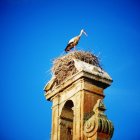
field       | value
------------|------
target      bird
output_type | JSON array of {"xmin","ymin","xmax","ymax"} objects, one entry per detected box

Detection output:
[{"xmin": 65, "ymin": 29, "xmax": 87, "ymax": 52}]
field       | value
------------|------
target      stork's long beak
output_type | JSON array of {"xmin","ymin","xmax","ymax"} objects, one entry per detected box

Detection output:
[{"xmin": 83, "ymin": 30, "xmax": 88, "ymax": 36}]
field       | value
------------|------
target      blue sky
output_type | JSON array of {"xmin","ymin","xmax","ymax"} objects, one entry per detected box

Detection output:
[{"xmin": 1, "ymin": 0, "xmax": 140, "ymax": 140}]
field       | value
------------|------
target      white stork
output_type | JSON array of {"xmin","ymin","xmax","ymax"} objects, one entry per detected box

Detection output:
[{"xmin": 65, "ymin": 29, "xmax": 87, "ymax": 52}]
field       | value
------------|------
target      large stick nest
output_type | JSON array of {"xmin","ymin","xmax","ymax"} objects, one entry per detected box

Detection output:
[{"xmin": 52, "ymin": 51, "xmax": 101, "ymax": 86}]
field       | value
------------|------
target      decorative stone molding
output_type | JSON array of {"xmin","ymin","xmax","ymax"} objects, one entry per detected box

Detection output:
[{"xmin": 84, "ymin": 99, "xmax": 114, "ymax": 139}]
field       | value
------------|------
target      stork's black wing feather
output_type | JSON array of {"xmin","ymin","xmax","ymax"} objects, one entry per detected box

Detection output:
[{"xmin": 65, "ymin": 42, "xmax": 74, "ymax": 52}]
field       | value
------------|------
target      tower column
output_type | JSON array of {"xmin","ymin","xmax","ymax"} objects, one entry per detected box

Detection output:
[{"xmin": 44, "ymin": 53, "xmax": 114, "ymax": 140}]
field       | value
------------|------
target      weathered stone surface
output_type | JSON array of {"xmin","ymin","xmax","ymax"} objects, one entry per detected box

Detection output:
[{"xmin": 44, "ymin": 59, "xmax": 114, "ymax": 140}]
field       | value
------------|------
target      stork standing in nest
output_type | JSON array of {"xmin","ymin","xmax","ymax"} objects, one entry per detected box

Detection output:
[{"xmin": 65, "ymin": 29, "xmax": 87, "ymax": 52}]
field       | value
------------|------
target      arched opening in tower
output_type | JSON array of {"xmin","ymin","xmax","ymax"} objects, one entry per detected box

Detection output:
[{"xmin": 60, "ymin": 100, "xmax": 74, "ymax": 140}]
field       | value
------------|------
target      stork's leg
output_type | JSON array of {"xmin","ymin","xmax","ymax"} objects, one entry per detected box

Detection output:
[{"xmin": 74, "ymin": 46, "xmax": 76, "ymax": 51}]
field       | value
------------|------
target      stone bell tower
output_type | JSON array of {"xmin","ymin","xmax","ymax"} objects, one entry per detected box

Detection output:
[{"xmin": 44, "ymin": 51, "xmax": 114, "ymax": 140}]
